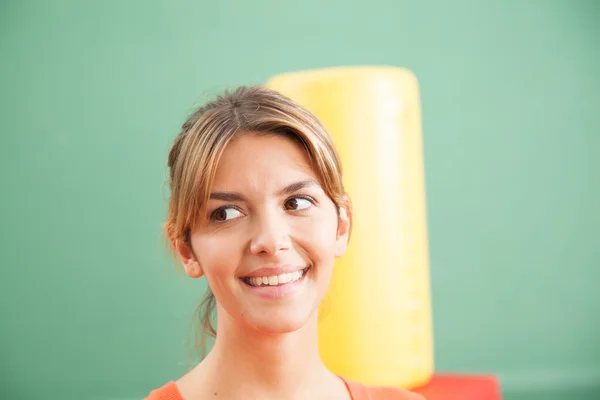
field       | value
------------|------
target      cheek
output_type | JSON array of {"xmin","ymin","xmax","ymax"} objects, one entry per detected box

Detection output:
[
  {"xmin": 193, "ymin": 234, "xmax": 240, "ymax": 280},
  {"xmin": 292, "ymin": 213, "xmax": 339, "ymax": 262}
]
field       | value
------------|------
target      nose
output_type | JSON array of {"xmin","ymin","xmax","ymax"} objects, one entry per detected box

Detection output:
[{"xmin": 249, "ymin": 210, "xmax": 291, "ymax": 256}]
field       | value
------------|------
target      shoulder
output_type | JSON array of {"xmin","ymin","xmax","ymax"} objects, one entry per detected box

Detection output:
[
  {"xmin": 144, "ymin": 381, "xmax": 184, "ymax": 400},
  {"xmin": 366, "ymin": 385, "xmax": 425, "ymax": 400},
  {"xmin": 342, "ymin": 377, "xmax": 425, "ymax": 400}
]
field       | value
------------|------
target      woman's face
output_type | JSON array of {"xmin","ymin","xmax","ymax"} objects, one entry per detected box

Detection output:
[{"xmin": 179, "ymin": 134, "xmax": 349, "ymax": 334}]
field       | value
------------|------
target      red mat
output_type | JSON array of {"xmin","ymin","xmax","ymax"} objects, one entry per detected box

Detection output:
[{"xmin": 411, "ymin": 374, "xmax": 502, "ymax": 399}]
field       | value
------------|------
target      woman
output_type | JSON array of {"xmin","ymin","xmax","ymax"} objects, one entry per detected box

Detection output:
[{"xmin": 147, "ymin": 86, "xmax": 423, "ymax": 399}]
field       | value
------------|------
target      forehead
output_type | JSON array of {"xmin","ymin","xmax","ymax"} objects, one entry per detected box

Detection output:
[{"xmin": 211, "ymin": 134, "xmax": 318, "ymax": 192}]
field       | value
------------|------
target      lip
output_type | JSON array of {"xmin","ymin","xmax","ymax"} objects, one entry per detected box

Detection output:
[
  {"xmin": 241, "ymin": 266, "xmax": 311, "ymax": 299},
  {"xmin": 240, "ymin": 264, "xmax": 308, "ymax": 278}
]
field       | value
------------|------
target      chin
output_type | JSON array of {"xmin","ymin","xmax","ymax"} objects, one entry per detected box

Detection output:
[{"xmin": 246, "ymin": 309, "xmax": 316, "ymax": 335}]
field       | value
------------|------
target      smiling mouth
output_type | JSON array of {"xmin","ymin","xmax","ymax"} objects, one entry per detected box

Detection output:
[{"xmin": 241, "ymin": 266, "xmax": 311, "ymax": 287}]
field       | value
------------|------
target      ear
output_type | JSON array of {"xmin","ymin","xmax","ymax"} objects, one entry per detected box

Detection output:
[
  {"xmin": 173, "ymin": 238, "xmax": 204, "ymax": 278},
  {"xmin": 335, "ymin": 205, "xmax": 351, "ymax": 257}
]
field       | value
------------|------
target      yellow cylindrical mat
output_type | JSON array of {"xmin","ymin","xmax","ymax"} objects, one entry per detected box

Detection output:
[{"xmin": 267, "ymin": 66, "xmax": 433, "ymax": 389}]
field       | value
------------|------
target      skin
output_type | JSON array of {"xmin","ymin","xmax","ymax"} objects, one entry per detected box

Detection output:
[{"xmin": 173, "ymin": 133, "xmax": 351, "ymax": 399}]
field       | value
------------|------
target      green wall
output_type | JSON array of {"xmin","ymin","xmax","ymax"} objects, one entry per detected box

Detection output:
[{"xmin": 1, "ymin": 1, "xmax": 599, "ymax": 399}]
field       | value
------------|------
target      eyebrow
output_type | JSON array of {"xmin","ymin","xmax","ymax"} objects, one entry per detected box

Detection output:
[
  {"xmin": 277, "ymin": 179, "xmax": 321, "ymax": 196},
  {"xmin": 209, "ymin": 179, "xmax": 321, "ymax": 202},
  {"xmin": 209, "ymin": 192, "xmax": 247, "ymax": 202}
]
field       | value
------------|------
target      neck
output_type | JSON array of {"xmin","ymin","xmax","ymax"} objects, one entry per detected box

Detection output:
[{"xmin": 198, "ymin": 304, "xmax": 334, "ymax": 398}]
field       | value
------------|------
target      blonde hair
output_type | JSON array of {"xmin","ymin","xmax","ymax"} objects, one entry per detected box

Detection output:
[{"xmin": 164, "ymin": 86, "xmax": 350, "ymax": 361}]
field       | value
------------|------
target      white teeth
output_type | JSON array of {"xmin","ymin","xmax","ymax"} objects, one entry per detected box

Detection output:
[{"xmin": 247, "ymin": 268, "xmax": 308, "ymax": 287}]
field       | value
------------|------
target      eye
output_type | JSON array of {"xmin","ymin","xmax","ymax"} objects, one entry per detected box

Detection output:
[
  {"xmin": 284, "ymin": 197, "xmax": 313, "ymax": 211},
  {"xmin": 211, "ymin": 207, "xmax": 243, "ymax": 222}
]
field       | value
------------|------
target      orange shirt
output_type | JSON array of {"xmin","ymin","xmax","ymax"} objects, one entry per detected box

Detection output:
[{"xmin": 145, "ymin": 377, "xmax": 424, "ymax": 399}]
